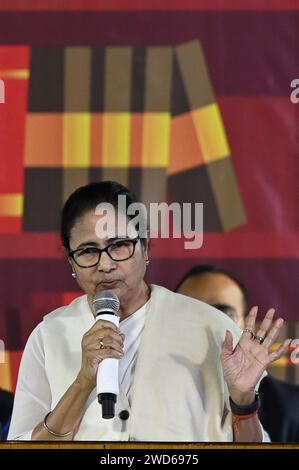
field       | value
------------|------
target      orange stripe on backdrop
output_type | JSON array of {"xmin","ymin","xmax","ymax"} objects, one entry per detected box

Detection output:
[
  {"xmin": 168, "ymin": 112, "xmax": 204, "ymax": 175},
  {"xmin": 0, "ymin": 194, "xmax": 23, "ymax": 216},
  {"xmin": 25, "ymin": 114, "xmax": 63, "ymax": 167},
  {"xmin": 0, "ymin": 341, "xmax": 3, "ymax": 365},
  {"xmin": 192, "ymin": 104, "xmax": 230, "ymax": 163},
  {"xmin": 0, "ymin": 351, "xmax": 22, "ymax": 392},
  {"xmin": 102, "ymin": 113, "xmax": 130, "ymax": 167},
  {"xmin": 0, "ymin": 0, "xmax": 296, "ymax": 10},
  {"xmin": 63, "ymin": 113, "xmax": 91, "ymax": 167},
  {"xmin": 0, "ymin": 70, "xmax": 29, "ymax": 79},
  {"xmin": 0, "ymin": 350, "xmax": 12, "ymax": 391},
  {"xmin": 141, "ymin": 113, "xmax": 171, "ymax": 167},
  {"xmin": 90, "ymin": 114, "xmax": 103, "ymax": 167}
]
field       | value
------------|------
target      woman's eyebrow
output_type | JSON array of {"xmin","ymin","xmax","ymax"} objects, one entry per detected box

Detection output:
[
  {"xmin": 75, "ymin": 241, "xmax": 99, "ymax": 250},
  {"xmin": 75, "ymin": 237, "xmax": 128, "ymax": 250},
  {"xmin": 106, "ymin": 236, "xmax": 129, "ymax": 243}
]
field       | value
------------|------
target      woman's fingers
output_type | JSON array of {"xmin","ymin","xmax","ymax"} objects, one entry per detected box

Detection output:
[
  {"xmin": 242, "ymin": 307, "xmax": 285, "ymax": 350},
  {"xmin": 95, "ymin": 346, "xmax": 124, "ymax": 359},
  {"xmin": 85, "ymin": 319, "xmax": 120, "ymax": 336},
  {"xmin": 268, "ymin": 338, "xmax": 292, "ymax": 363},
  {"xmin": 262, "ymin": 318, "xmax": 284, "ymax": 348},
  {"xmin": 83, "ymin": 328, "xmax": 122, "ymax": 346},
  {"xmin": 254, "ymin": 308, "xmax": 275, "ymax": 341},
  {"xmin": 82, "ymin": 320, "xmax": 124, "ymax": 357},
  {"xmin": 96, "ymin": 335, "xmax": 124, "ymax": 355},
  {"xmin": 242, "ymin": 306, "xmax": 258, "ymax": 338}
]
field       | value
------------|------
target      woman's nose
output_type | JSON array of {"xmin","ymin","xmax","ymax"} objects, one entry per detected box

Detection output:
[{"xmin": 97, "ymin": 251, "xmax": 116, "ymax": 271}]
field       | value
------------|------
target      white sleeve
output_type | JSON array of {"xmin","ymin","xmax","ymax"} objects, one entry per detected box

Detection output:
[
  {"xmin": 7, "ymin": 323, "xmax": 51, "ymax": 440},
  {"xmin": 262, "ymin": 426, "xmax": 271, "ymax": 442}
]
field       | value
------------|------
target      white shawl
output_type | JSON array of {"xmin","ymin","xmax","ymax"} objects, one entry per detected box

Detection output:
[{"xmin": 43, "ymin": 284, "xmax": 241, "ymax": 441}]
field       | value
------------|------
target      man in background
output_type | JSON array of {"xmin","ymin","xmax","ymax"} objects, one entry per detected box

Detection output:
[
  {"xmin": 176, "ymin": 265, "xmax": 299, "ymax": 442},
  {"xmin": 176, "ymin": 265, "xmax": 246, "ymax": 328}
]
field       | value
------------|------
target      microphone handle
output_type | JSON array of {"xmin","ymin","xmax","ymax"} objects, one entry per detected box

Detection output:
[{"xmin": 96, "ymin": 313, "xmax": 120, "ymax": 419}]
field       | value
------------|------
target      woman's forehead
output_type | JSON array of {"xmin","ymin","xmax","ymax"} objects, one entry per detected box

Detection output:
[{"xmin": 70, "ymin": 209, "xmax": 138, "ymax": 241}]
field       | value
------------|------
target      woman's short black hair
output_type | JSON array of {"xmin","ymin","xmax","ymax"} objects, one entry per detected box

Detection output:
[{"xmin": 61, "ymin": 181, "xmax": 146, "ymax": 250}]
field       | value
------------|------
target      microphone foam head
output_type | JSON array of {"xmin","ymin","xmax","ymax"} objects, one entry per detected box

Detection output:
[{"xmin": 93, "ymin": 290, "xmax": 120, "ymax": 316}]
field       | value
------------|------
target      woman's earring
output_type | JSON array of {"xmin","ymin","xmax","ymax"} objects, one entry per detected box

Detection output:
[
  {"xmin": 145, "ymin": 260, "xmax": 150, "ymax": 266},
  {"xmin": 71, "ymin": 272, "xmax": 77, "ymax": 278}
]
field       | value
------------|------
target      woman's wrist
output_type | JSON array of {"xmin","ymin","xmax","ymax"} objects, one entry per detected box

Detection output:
[
  {"xmin": 229, "ymin": 391, "xmax": 256, "ymax": 406},
  {"xmin": 75, "ymin": 372, "xmax": 95, "ymax": 393}
]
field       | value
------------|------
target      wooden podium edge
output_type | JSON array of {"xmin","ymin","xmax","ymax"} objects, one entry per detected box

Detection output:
[{"xmin": 1, "ymin": 442, "xmax": 299, "ymax": 449}]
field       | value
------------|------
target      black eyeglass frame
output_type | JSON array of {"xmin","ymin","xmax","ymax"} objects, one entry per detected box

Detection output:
[{"xmin": 68, "ymin": 237, "xmax": 140, "ymax": 268}]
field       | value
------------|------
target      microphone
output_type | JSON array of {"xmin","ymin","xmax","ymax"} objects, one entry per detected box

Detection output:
[{"xmin": 93, "ymin": 290, "xmax": 120, "ymax": 419}]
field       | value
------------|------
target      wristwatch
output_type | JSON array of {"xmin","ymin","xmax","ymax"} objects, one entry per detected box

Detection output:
[{"xmin": 229, "ymin": 393, "xmax": 260, "ymax": 416}]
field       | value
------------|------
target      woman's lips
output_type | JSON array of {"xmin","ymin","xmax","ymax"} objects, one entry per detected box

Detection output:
[{"xmin": 100, "ymin": 280, "xmax": 120, "ymax": 289}]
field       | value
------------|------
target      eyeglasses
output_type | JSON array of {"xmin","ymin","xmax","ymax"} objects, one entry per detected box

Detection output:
[{"xmin": 69, "ymin": 238, "xmax": 140, "ymax": 268}]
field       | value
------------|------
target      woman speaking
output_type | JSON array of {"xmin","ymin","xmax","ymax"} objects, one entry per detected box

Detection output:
[{"xmin": 8, "ymin": 181, "xmax": 290, "ymax": 441}]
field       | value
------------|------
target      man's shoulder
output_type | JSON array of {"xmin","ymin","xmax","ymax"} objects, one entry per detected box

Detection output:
[{"xmin": 260, "ymin": 375, "xmax": 299, "ymax": 397}]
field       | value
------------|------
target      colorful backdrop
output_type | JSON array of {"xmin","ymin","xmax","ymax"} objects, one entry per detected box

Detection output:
[{"xmin": 0, "ymin": 0, "xmax": 299, "ymax": 390}]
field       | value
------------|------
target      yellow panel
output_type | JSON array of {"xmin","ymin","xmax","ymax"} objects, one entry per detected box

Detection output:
[
  {"xmin": 269, "ymin": 357, "xmax": 288, "ymax": 367},
  {"xmin": 192, "ymin": 104, "xmax": 230, "ymax": 163},
  {"xmin": 63, "ymin": 113, "xmax": 90, "ymax": 167},
  {"xmin": 0, "ymin": 350, "xmax": 12, "ymax": 391},
  {"xmin": 102, "ymin": 113, "xmax": 130, "ymax": 167},
  {"xmin": 268, "ymin": 342, "xmax": 288, "ymax": 367},
  {"xmin": 0, "ymin": 69, "xmax": 29, "ymax": 79},
  {"xmin": 142, "ymin": 113, "xmax": 170, "ymax": 167},
  {"xmin": 0, "ymin": 194, "xmax": 23, "ymax": 216}
]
